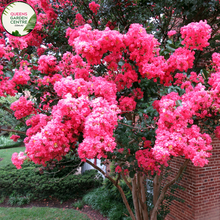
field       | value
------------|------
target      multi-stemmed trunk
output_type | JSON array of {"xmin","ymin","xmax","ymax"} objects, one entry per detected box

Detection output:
[{"xmin": 86, "ymin": 159, "xmax": 189, "ymax": 220}]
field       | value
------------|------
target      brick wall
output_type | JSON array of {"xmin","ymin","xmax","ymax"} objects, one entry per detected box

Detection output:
[{"xmin": 165, "ymin": 138, "xmax": 220, "ymax": 220}]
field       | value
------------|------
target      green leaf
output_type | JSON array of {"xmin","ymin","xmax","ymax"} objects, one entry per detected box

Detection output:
[
  {"xmin": 11, "ymin": 30, "xmax": 21, "ymax": 37},
  {"xmin": 23, "ymin": 14, "xmax": 36, "ymax": 32}
]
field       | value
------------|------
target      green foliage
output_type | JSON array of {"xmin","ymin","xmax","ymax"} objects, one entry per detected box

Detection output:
[
  {"xmin": 0, "ymin": 136, "xmax": 14, "ymax": 146},
  {"xmin": 0, "ymin": 136, "xmax": 23, "ymax": 149},
  {"xmin": 0, "ymin": 161, "xmax": 103, "ymax": 202},
  {"xmin": 41, "ymin": 153, "xmax": 83, "ymax": 178},
  {"xmin": 83, "ymin": 179, "xmax": 133, "ymax": 220},
  {"xmin": 11, "ymin": 30, "xmax": 21, "ymax": 36},
  {"xmin": 103, "ymin": 178, "xmax": 133, "ymax": 208},
  {"xmin": 8, "ymin": 193, "xmax": 33, "ymax": 206},
  {"xmin": 0, "ymin": 196, "xmax": 5, "ymax": 204},
  {"xmin": 0, "ymin": 96, "xmax": 26, "ymax": 140},
  {"xmin": 72, "ymin": 200, "xmax": 84, "ymax": 209},
  {"xmin": 0, "ymin": 96, "xmax": 18, "ymax": 128},
  {"xmin": 23, "ymin": 14, "xmax": 36, "ymax": 33}
]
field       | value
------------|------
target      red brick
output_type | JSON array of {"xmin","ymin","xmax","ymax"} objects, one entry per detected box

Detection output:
[{"xmin": 165, "ymin": 137, "xmax": 220, "ymax": 220}]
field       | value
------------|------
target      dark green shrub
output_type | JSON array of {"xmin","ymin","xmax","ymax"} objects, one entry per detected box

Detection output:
[
  {"xmin": 103, "ymin": 178, "xmax": 133, "ymax": 208},
  {"xmin": 41, "ymin": 153, "xmax": 83, "ymax": 178},
  {"xmin": 83, "ymin": 180, "xmax": 133, "ymax": 220},
  {"xmin": 0, "ymin": 161, "xmax": 103, "ymax": 202}
]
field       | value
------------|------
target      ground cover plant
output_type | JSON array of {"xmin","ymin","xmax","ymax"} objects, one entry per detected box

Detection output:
[{"xmin": 0, "ymin": 1, "xmax": 220, "ymax": 220}]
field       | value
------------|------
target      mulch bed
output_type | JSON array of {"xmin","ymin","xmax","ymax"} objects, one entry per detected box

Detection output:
[{"xmin": 0, "ymin": 197, "xmax": 108, "ymax": 220}]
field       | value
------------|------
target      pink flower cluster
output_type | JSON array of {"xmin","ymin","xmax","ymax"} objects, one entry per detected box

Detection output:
[
  {"xmin": 12, "ymin": 66, "xmax": 31, "ymax": 85},
  {"xmin": 24, "ymin": 94, "xmax": 91, "ymax": 165},
  {"xmin": 37, "ymin": 74, "xmax": 62, "ymax": 87},
  {"xmin": 89, "ymin": 1, "xmax": 100, "ymax": 15},
  {"xmin": 153, "ymin": 88, "xmax": 213, "ymax": 167},
  {"xmin": 11, "ymin": 152, "xmax": 27, "ymax": 169},
  {"xmin": 75, "ymin": 13, "xmax": 85, "ymax": 26},
  {"xmin": 136, "ymin": 148, "xmax": 161, "ymax": 175},
  {"xmin": 10, "ymin": 96, "xmax": 36, "ymax": 119},
  {"xmin": 10, "ymin": 135, "xmax": 20, "ymax": 142},
  {"xmin": 181, "ymin": 20, "xmax": 211, "ymax": 51},
  {"xmin": 115, "ymin": 63, "xmax": 138, "ymax": 91},
  {"xmin": 0, "ymin": 79, "xmax": 17, "ymax": 97},
  {"xmin": 115, "ymin": 165, "xmax": 122, "ymax": 173},
  {"xmin": 38, "ymin": 55, "xmax": 59, "ymax": 75},
  {"xmin": 59, "ymin": 53, "xmax": 90, "ymax": 79},
  {"xmin": 92, "ymin": 77, "xmax": 118, "ymax": 104},
  {"xmin": 25, "ymin": 114, "xmax": 51, "ymax": 142},
  {"xmin": 78, "ymin": 97, "xmax": 120, "ymax": 160},
  {"xmin": 132, "ymin": 88, "xmax": 144, "ymax": 100},
  {"xmin": 212, "ymin": 52, "xmax": 220, "ymax": 71},
  {"xmin": 167, "ymin": 30, "xmax": 176, "ymax": 37},
  {"xmin": 119, "ymin": 96, "xmax": 136, "ymax": 113},
  {"xmin": 167, "ymin": 48, "xmax": 195, "ymax": 73},
  {"xmin": 215, "ymin": 126, "xmax": 220, "ymax": 140},
  {"xmin": 6, "ymin": 34, "xmax": 28, "ymax": 50},
  {"xmin": 67, "ymin": 24, "xmax": 125, "ymax": 65},
  {"xmin": 14, "ymin": 74, "xmax": 120, "ymax": 167},
  {"xmin": 54, "ymin": 77, "xmax": 91, "ymax": 98}
]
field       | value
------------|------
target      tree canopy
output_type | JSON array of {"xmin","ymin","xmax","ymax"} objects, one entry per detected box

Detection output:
[{"xmin": 0, "ymin": 1, "xmax": 220, "ymax": 219}]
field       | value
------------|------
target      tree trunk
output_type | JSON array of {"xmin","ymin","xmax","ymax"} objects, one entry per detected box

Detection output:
[
  {"xmin": 152, "ymin": 174, "xmax": 160, "ymax": 220},
  {"xmin": 132, "ymin": 175, "xmax": 142, "ymax": 220},
  {"xmin": 150, "ymin": 159, "xmax": 189, "ymax": 220},
  {"xmin": 139, "ymin": 174, "xmax": 149, "ymax": 220}
]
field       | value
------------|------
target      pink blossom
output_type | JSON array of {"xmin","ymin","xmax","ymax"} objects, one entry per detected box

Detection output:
[
  {"xmin": 115, "ymin": 165, "xmax": 122, "ymax": 173},
  {"xmin": 12, "ymin": 67, "xmax": 31, "ymax": 85},
  {"xmin": 11, "ymin": 152, "xmax": 27, "ymax": 169},
  {"xmin": 38, "ymin": 55, "xmax": 59, "ymax": 75},
  {"xmin": 181, "ymin": 20, "xmax": 211, "ymax": 50},
  {"xmin": 10, "ymin": 135, "xmax": 20, "ymax": 142},
  {"xmin": 167, "ymin": 30, "xmax": 176, "ymax": 37},
  {"xmin": 89, "ymin": 1, "xmax": 100, "ymax": 15},
  {"xmin": 10, "ymin": 96, "xmax": 36, "ymax": 119}
]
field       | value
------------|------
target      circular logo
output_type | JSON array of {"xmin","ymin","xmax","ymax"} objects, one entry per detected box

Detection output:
[{"xmin": 1, "ymin": 1, "xmax": 37, "ymax": 37}]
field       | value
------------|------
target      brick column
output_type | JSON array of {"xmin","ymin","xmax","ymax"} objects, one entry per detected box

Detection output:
[{"xmin": 165, "ymin": 138, "xmax": 220, "ymax": 220}]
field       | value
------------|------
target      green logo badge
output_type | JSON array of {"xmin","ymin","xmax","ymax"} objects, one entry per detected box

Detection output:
[{"xmin": 1, "ymin": 1, "xmax": 37, "ymax": 37}]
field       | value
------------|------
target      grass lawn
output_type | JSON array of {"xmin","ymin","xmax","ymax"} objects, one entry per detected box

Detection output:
[
  {"xmin": 0, "ymin": 207, "xmax": 90, "ymax": 220},
  {"xmin": 0, "ymin": 146, "xmax": 25, "ymax": 168}
]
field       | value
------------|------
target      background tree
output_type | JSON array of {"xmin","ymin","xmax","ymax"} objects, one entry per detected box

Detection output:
[{"xmin": 0, "ymin": 1, "xmax": 220, "ymax": 220}]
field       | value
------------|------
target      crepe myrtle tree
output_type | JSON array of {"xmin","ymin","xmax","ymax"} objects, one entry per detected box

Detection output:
[{"xmin": 0, "ymin": 0, "xmax": 220, "ymax": 219}]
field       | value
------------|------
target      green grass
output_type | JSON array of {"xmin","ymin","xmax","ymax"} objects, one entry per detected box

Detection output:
[
  {"xmin": 0, "ymin": 207, "xmax": 90, "ymax": 220},
  {"xmin": 0, "ymin": 146, "xmax": 25, "ymax": 168}
]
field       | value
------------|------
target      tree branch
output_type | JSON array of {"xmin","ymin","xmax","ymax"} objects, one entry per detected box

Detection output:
[
  {"xmin": 121, "ymin": 172, "xmax": 132, "ymax": 190},
  {"xmin": 56, "ymin": 161, "xmax": 83, "ymax": 183},
  {"xmin": 0, "ymin": 128, "xmax": 26, "ymax": 135},
  {"xmin": 86, "ymin": 159, "xmax": 136, "ymax": 220}
]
